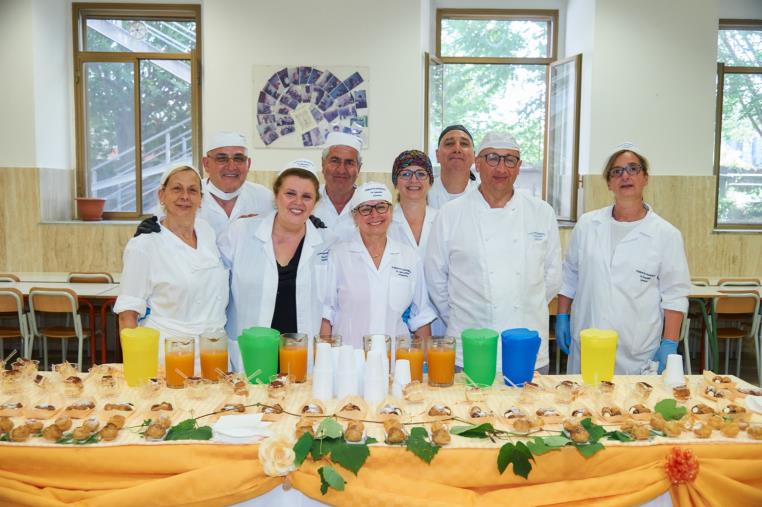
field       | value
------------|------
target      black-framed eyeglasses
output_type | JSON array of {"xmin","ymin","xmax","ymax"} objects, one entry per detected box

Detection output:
[
  {"xmin": 480, "ymin": 152, "xmax": 520, "ymax": 168},
  {"xmin": 355, "ymin": 202, "xmax": 391, "ymax": 216},
  {"xmin": 608, "ymin": 164, "xmax": 643, "ymax": 179},
  {"xmin": 212, "ymin": 154, "xmax": 248, "ymax": 165},
  {"xmin": 398, "ymin": 169, "xmax": 429, "ymax": 180}
]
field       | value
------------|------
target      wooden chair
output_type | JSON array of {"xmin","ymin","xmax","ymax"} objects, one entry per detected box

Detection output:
[
  {"xmin": 710, "ymin": 292, "xmax": 760, "ymax": 382},
  {"xmin": 28, "ymin": 287, "xmax": 89, "ymax": 371},
  {"xmin": 547, "ymin": 298, "xmax": 562, "ymax": 374},
  {"xmin": 0, "ymin": 288, "xmax": 30, "ymax": 360},
  {"xmin": 0, "ymin": 273, "xmax": 20, "ymax": 282},
  {"xmin": 67, "ymin": 272, "xmax": 114, "ymax": 283},
  {"xmin": 718, "ymin": 278, "xmax": 760, "ymax": 287},
  {"xmin": 691, "ymin": 277, "xmax": 710, "ymax": 286},
  {"xmin": 67, "ymin": 272, "xmax": 113, "ymax": 366}
]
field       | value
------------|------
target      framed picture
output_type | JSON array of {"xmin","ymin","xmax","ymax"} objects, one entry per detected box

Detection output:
[{"xmin": 253, "ymin": 65, "xmax": 369, "ymax": 148}]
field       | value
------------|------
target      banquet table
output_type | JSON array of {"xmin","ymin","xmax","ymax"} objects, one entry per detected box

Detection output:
[{"xmin": 0, "ymin": 370, "xmax": 761, "ymax": 507}]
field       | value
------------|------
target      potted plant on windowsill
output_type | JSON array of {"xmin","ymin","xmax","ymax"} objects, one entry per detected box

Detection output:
[{"xmin": 75, "ymin": 197, "xmax": 107, "ymax": 221}]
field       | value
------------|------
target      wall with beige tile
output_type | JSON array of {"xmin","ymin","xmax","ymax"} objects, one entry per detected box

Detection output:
[{"xmin": 2, "ymin": 166, "xmax": 759, "ymax": 277}]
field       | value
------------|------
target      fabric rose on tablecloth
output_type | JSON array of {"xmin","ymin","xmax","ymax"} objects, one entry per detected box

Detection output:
[
  {"xmin": 259, "ymin": 435, "xmax": 296, "ymax": 477},
  {"xmin": 664, "ymin": 447, "xmax": 699, "ymax": 484}
]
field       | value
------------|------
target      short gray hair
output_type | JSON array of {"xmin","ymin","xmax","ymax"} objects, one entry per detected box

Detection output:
[{"xmin": 321, "ymin": 145, "xmax": 363, "ymax": 167}]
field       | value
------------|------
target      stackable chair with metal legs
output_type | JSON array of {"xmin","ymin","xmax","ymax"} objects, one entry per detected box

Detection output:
[
  {"xmin": 28, "ymin": 287, "xmax": 89, "ymax": 371},
  {"xmin": 711, "ymin": 292, "xmax": 760, "ymax": 381},
  {"xmin": 0, "ymin": 288, "xmax": 31, "ymax": 360}
]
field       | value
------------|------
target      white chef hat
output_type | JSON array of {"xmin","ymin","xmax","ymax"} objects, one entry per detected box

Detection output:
[
  {"xmin": 325, "ymin": 131, "xmax": 363, "ymax": 152},
  {"xmin": 281, "ymin": 158, "xmax": 318, "ymax": 178},
  {"xmin": 349, "ymin": 181, "xmax": 392, "ymax": 210},
  {"xmin": 160, "ymin": 163, "xmax": 202, "ymax": 186},
  {"xmin": 477, "ymin": 131, "xmax": 521, "ymax": 155},
  {"xmin": 204, "ymin": 131, "xmax": 248, "ymax": 153}
]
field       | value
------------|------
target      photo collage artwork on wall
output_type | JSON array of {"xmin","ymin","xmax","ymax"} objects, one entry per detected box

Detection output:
[{"xmin": 255, "ymin": 66, "xmax": 369, "ymax": 148}]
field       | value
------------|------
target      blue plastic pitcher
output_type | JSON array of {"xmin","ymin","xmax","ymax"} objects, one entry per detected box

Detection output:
[{"xmin": 500, "ymin": 328, "xmax": 541, "ymax": 387}]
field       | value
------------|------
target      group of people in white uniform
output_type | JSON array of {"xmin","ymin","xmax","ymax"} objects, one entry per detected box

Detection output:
[{"xmin": 114, "ymin": 125, "xmax": 691, "ymax": 377}]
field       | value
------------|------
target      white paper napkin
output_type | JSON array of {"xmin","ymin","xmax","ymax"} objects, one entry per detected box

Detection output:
[
  {"xmin": 212, "ymin": 413, "xmax": 272, "ymax": 443},
  {"xmin": 745, "ymin": 395, "xmax": 762, "ymax": 414}
]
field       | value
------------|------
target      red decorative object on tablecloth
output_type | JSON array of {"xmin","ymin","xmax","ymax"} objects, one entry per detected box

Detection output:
[{"xmin": 664, "ymin": 447, "xmax": 699, "ymax": 484}]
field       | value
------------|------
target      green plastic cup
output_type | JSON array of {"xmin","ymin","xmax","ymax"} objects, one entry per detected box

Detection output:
[
  {"xmin": 461, "ymin": 328, "xmax": 498, "ymax": 387},
  {"xmin": 238, "ymin": 327, "xmax": 280, "ymax": 384}
]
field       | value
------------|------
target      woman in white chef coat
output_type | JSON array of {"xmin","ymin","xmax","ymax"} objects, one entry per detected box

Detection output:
[
  {"xmin": 387, "ymin": 149, "xmax": 444, "ymax": 335},
  {"xmin": 219, "ymin": 160, "xmax": 335, "ymax": 372},
  {"xmin": 115, "ymin": 164, "xmax": 229, "ymax": 367},
  {"xmin": 321, "ymin": 182, "xmax": 436, "ymax": 348},
  {"xmin": 556, "ymin": 144, "xmax": 691, "ymax": 374}
]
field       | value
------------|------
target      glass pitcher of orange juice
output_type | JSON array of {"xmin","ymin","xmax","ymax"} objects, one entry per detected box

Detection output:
[
  {"xmin": 165, "ymin": 337, "xmax": 195, "ymax": 388},
  {"xmin": 280, "ymin": 333, "xmax": 308, "ymax": 382},
  {"xmin": 200, "ymin": 331, "xmax": 228, "ymax": 381}
]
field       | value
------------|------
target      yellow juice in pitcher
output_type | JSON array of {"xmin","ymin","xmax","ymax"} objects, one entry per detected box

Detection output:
[
  {"xmin": 580, "ymin": 329, "xmax": 618, "ymax": 384},
  {"xmin": 120, "ymin": 327, "xmax": 159, "ymax": 386}
]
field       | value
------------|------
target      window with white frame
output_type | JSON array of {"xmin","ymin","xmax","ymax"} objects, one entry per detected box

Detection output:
[{"xmin": 426, "ymin": 9, "xmax": 580, "ymax": 221}]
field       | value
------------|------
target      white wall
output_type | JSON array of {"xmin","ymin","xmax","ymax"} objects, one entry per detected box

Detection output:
[
  {"xmin": 202, "ymin": 0, "xmax": 426, "ymax": 173},
  {"xmin": 719, "ymin": 0, "xmax": 762, "ymax": 19},
  {"xmin": 32, "ymin": 0, "xmax": 72, "ymax": 170},
  {"xmin": 0, "ymin": 0, "xmax": 36, "ymax": 168},
  {"xmin": 587, "ymin": 0, "xmax": 718, "ymax": 176}
]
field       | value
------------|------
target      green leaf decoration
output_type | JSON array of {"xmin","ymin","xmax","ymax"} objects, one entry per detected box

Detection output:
[
  {"xmin": 56, "ymin": 432, "xmax": 101, "ymax": 445},
  {"xmin": 311, "ymin": 436, "xmax": 341, "ymax": 460},
  {"xmin": 0, "ymin": 433, "xmax": 9, "ymax": 442},
  {"xmin": 405, "ymin": 427, "xmax": 440, "ymax": 464},
  {"xmin": 331, "ymin": 441, "xmax": 370, "ymax": 475},
  {"xmin": 575, "ymin": 442, "xmax": 604, "ymax": 458},
  {"xmin": 450, "ymin": 423, "xmax": 494, "ymax": 438},
  {"xmin": 318, "ymin": 465, "xmax": 346, "ymax": 495},
  {"xmin": 164, "ymin": 419, "xmax": 213, "ymax": 441},
  {"xmin": 365, "ymin": 436, "xmax": 378, "ymax": 445},
  {"xmin": 605, "ymin": 430, "xmax": 635, "ymax": 442},
  {"xmin": 580, "ymin": 418, "xmax": 606, "ymax": 443},
  {"xmin": 316, "ymin": 418, "xmax": 344, "ymax": 439},
  {"xmin": 526, "ymin": 435, "xmax": 570, "ymax": 455},
  {"xmin": 293, "ymin": 432, "xmax": 314, "ymax": 467},
  {"xmin": 654, "ymin": 399, "xmax": 687, "ymax": 421},
  {"xmin": 497, "ymin": 442, "xmax": 534, "ymax": 479}
]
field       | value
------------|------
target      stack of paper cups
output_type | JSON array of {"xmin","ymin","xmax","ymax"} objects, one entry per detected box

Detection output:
[
  {"xmin": 312, "ymin": 342, "xmax": 334, "ymax": 400},
  {"xmin": 370, "ymin": 335, "xmax": 390, "ymax": 396},
  {"xmin": 392, "ymin": 359, "xmax": 411, "ymax": 399},
  {"xmin": 335, "ymin": 345, "xmax": 358, "ymax": 398},
  {"xmin": 364, "ymin": 349, "xmax": 386, "ymax": 405},
  {"xmin": 663, "ymin": 354, "xmax": 685, "ymax": 387},
  {"xmin": 354, "ymin": 348, "xmax": 365, "ymax": 395}
]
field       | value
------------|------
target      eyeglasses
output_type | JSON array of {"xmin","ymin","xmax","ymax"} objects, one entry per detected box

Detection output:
[
  {"xmin": 355, "ymin": 202, "xmax": 391, "ymax": 216},
  {"xmin": 608, "ymin": 164, "xmax": 643, "ymax": 179},
  {"xmin": 212, "ymin": 154, "xmax": 248, "ymax": 165},
  {"xmin": 398, "ymin": 169, "xmax": 429, "ymax": 181},
  {"xmin": 480, "ymin": 153, "xmax": 520, "ymax": 168}
]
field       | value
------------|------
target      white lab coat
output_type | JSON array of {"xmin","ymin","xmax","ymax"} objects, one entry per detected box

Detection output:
[
  {"xmin": 425, "ymin": 189, "xmax": 562, "ymax": 369},
  {"xmin": 219, "ymin": 211, "xmax": 336, "ymax": 372},
  {"xmin": 427, "ymin": 175, "xmax": 478, "ymax": 209},
  {"xmin": 323, "ymin": 232, "xmax": 438, "ymax": 349},
  {"xmin": 560, "ymin": 205, "xmax": 691, "ymax": 374},
  {"xmin": 114, "ymin": 218, "xmax": 229, "ymax": 369},
  {"xmin": 198, "ymin": 180, "xmax": 274, "ymax": 238},
  {"xmin": 312, "ymin": 185, "xmax": 356, "ymax": 241},
  {"xmin": 388, "ymin": 203, "xmax": 445, "ymax": 335}
]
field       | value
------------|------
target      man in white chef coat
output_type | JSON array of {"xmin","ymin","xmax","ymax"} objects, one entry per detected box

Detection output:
[
  {"xmin": 428, "ymin": 124, "xmax": 479, "ymax": 209},
  {"xmin": 425, "ymin": 131, "xmax": 562, "ymax": 373},
  {"xmin": 312, "ymin": 132, "xmax": 363, "ymax": 240},
  {"xmin": 135, "ymin": 131, "xmax": 274, "ymax": 238}
]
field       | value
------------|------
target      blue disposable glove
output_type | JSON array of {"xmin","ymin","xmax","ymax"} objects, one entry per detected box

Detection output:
[
  {"xmin": 653, "ymin": 339, "xmax": 678, "ymax": 374},
  {"xmin": 555, "ymin": 314, "xmax": 571, "ymax": 355}
]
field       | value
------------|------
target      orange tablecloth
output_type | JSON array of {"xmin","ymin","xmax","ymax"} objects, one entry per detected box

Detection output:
[{"xmin": 1, "ymin": 442, "xmax": 761, "ymax": 506}]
